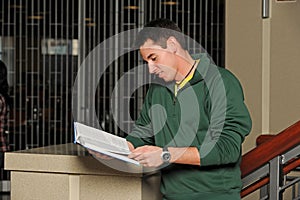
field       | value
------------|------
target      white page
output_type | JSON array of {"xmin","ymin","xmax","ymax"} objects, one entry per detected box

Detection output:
[
  {"xmin": 74, "ymin": 122, "xmax": 131, "ymax": 155},
  {"xmin": 88, "ymin": 146, "xmax": 140, "ymax": 166}
]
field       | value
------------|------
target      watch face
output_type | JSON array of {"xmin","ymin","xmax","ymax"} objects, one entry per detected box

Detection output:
[{"xmin": 162, "ymin": 152, "xmax": 171, "ymax": 162}]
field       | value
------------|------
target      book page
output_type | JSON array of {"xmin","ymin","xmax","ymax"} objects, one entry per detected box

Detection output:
[
  {"xmin": 74, "ymin": 122, "xmax": 130, "ymax": 155},
  {"xmin": 89, "ymin": 146, "xmax": 140, "ymax": 166}
]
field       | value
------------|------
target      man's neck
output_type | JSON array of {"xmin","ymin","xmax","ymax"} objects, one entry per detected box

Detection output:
[{"xmin": 175, "ymin": 51, "xmax": 195, "ymax": 82}]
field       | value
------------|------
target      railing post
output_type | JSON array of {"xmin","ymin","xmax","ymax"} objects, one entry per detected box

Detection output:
[
  {"xmin": 260, "ymin": 184, "xmax": 268, "ymax": 199},
  {"xmin": 269, "ymin": 156, "xmax": 283, "ymax": 200},
  {"xmin": 298, "ymin": 181, "xmax": 300, "ymax": 198}
]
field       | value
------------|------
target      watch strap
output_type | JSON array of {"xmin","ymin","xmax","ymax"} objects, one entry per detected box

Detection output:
[{"xmin": 163, "ymin": 146, "xmax": 168, "ymax": 152}]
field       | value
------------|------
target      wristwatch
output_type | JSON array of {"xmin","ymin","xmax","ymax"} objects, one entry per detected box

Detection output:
[{"xmin": 161, "ymin": 147, "xmax": 171, "ymax": 163}]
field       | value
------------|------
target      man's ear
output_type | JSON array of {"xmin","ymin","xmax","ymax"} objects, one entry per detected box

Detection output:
[{"xmin": 166, "ymin": 37, "xmax": 178, "ymax": 53}]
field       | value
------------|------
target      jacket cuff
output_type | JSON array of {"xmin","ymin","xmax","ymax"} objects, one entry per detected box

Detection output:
[
  {"xmin": 126, "ymin": 135, "xmax": 146, "ymax": 148},
  {"xmin": 198, "ymin": 146, "xmax": 221, "ymax": 166}
]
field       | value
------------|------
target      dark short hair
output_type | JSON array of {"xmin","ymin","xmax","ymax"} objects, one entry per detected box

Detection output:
[{"xmin": 135, "ymin": 18, "xmax": 187, "ymax": 50}]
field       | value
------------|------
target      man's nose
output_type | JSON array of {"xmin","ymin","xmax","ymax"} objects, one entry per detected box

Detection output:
[{"xmin": 148, "ymin": 62, "xmax": 156, "ymax": 74}]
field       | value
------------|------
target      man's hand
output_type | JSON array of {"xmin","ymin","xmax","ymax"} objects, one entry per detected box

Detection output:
[
  {"xmin": 128, "ymin": 145, "xmax": 163, "ymax": 167},
  {"xmin": 88, "ymin": 141, "xmax": 135, "ymax": 160},
  {"xmin": 128, "ymin": 145, "xmax": 201, "ymax": 167},
  {"xmin": 87, "ymin": 149, "xmax": 113, "ymax": 160}
]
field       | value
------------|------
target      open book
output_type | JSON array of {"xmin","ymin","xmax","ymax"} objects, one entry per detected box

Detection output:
[{"xmin": 74, "ymin": 122, "xmax": 140, "ymax": 166}]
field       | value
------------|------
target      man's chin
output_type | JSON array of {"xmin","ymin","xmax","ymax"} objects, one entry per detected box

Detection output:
[
  {"xmin": 157, "ymin": 74, "xmax": 172, "ymax": 82},
  {"xmin": 162, "ymin": 78, "xmax": 172, "ymax": 82}
]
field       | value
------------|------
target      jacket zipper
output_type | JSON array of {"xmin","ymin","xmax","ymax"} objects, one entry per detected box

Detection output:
[{"xmin": 173, "ymin": 83, "xmax": 189, "ymax": 105}]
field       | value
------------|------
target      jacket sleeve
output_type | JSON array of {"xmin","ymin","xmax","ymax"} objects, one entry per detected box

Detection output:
[
  {"xmin": 126, "ymin": 87, "xmax": 155, "ymax": 148},
  {"xmin": 199, "ymin": 69, "xmax": 252, "ymax": 166}
]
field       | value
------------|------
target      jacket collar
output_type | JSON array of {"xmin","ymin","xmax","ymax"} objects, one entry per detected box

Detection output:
[
  {"xmin": 190, "ymin": 53, "xmax": 211, "ymax": 84},
  {"xmin": 164, "ymin": 53, "xmax": 212, "ymax": 91}
]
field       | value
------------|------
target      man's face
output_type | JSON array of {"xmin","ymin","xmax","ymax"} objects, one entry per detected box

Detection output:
[{"xmin": 140, "ymin": 39, "xmax": 178, "ymax": 82}]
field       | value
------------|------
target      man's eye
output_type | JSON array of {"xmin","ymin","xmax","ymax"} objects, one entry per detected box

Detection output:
[{"xmin": 151, "ymin": 57, "xmax": 157, "ymax": 61}]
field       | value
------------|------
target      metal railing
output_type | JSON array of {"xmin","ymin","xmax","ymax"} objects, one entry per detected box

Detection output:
[{"xmin": 241, "ymin": 120, "xmax": 300, "ymax": 199}]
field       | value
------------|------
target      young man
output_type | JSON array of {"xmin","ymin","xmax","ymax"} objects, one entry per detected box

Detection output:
[{"xmin": 126, "ymin": 18, "xmax": 252, "ymax": 199}]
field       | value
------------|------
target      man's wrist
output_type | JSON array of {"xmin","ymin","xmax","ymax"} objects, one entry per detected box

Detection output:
[
  {"xmin": 165, "ymin": 147, "xmax": 201, "ymax": 165},
  {"xmin": 161, "ymin": 146, "xmax": 171, "ymax": 163}
]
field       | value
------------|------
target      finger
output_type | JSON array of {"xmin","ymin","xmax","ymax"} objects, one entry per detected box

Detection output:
[
  {"xmin": 128, "ymin": 152, "xmax": 142, "ymax": 159},
  {"xmin": 131, "ymin": 146, "xmax": 149, "ymax": 153},
  {"xmin": 92, "ymin": 153, "xmax": 114, "ymax": 160},
  {"xmin": 88, "ymin": 149, "xmax": 97, "ymax": 154},
  {"xmin": 100, "ymin": 155, "xmax": 114, "ymax": 160},
  {"xmin": 89, "ymin": 150, "xmax": 114, "ymax": 160},
  {"xmin": 129, "ymin": 154, "xmax": 145, "ymax": 162},
  {"xmin": 139, "ymin": 160, "xmax": 148, "ymax": 165}
]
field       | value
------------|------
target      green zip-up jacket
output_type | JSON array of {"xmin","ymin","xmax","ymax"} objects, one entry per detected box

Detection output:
[{"xmin": 126, "ymin": 53, "xmax": 252, "ymax": 200}]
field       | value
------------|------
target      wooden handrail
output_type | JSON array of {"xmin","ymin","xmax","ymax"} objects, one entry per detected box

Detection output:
[
  {"xmin": 255, "ymin": 134, "xmax": 276, "ymax": 146},
  {"xmin": 241, "ymin": 157, "xmax": 300, "ymax": 197},
  {"xmin": 241, "ymin": 120, "xmax": 300, "ymax": 178}
]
